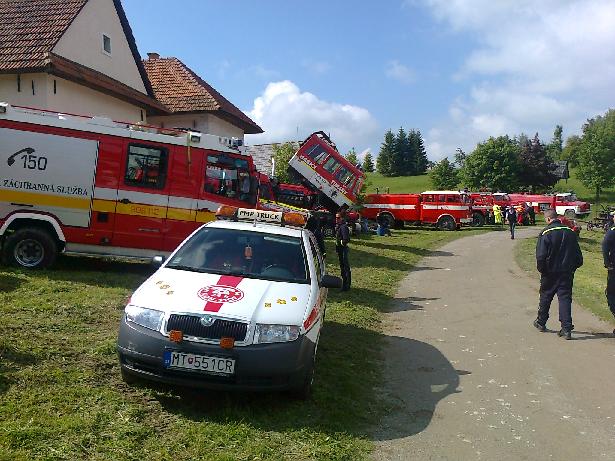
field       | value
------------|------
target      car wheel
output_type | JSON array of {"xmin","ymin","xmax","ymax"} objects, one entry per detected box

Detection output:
[
  {"xmin": 471, "ymin": 212, "xmax": 485, "ymax": 227},
  {"xmin": 437, "ymin": 216, "xmax": 456, "ymax": 231},
  {"xmin": 2, "ymin": 228, "xmax": 57, "ymax": 269}
]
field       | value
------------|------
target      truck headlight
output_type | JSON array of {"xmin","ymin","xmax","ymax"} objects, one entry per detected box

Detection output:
[
  {"xmin": 253, "ymin": 324, "xmax": 300, "ymax": 344},
  {"xmin": 125, "ymin": 305, "xmax": 164, "ymax": 331}
]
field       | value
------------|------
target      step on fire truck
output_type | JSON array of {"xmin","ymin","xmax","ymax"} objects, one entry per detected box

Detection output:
[
  {"xmin": 361, "ymin": 190, "xmax": 473, "ymax": 230},
  {"xmin": 0, "ymin": 102, "xmax": 266, "ymax": 269}
]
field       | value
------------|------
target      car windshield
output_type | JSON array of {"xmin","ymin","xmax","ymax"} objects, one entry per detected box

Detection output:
[{"xmin": 165, "ymin": 227, "xmax": 309, "ymax": 284}]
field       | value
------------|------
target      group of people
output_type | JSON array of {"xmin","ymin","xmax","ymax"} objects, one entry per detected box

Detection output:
[
  {"xmin": 533, "ymin": 208, "xmax": 615, "ymax": 339},
  {"xmin": 492, "ymin": 203, "xmax": 536, "ymax": 239}
]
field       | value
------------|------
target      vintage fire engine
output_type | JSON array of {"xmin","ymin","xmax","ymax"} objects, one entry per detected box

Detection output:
[
  {"xmin": 469, "ymin": 192, "xmax": 512, "ymax": 226},
  {"xmin": 0, "ymin": 102, "xmax": 265, "ymax": 268},
  {"xmin": 361, "ymin": 190, "xmax": 473, "ymax": 230},
  {"xmin": 507, "ymin": 192, "xmax": 591, "ymax": 218}
]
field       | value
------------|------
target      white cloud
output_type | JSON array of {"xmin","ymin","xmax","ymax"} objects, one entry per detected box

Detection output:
[
  {"xmin": 245, "ymin": 81, "xmax": 379, "ymax": 152},
  {"xmin": 417, "ymin": 0, "xmax": 615, "ymax": 157},
  {"xmin": 385, "ymin": 60, "xmax": 416, "ymax": 84}
]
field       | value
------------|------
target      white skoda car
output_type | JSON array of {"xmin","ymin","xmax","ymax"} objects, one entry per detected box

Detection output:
[{"xmin": 117, "ymin": 207, "xmax": 341, "ymax": 398}]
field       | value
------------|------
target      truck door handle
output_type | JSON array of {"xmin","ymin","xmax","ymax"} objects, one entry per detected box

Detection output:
[
  {"xmin": 138, "ymin": 228, "xmax": 160, "ymax": 233},
  {"xmin": 119, "ymin": 198, "xmax": 132, "ymax": 204},
  {"xmin": 197, "ymin": 207, "xmax": 210, "ymax": 212}
]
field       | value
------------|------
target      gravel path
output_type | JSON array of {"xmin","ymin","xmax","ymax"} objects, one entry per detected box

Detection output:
[{"xmin": 371, "ymin": 227, "xmax": 615, "ymax": 461}]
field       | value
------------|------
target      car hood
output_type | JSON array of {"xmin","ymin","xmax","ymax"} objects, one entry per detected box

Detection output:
[{"xmin": 131, "ymin": 268, "xmax": 312, "ymax": 325}]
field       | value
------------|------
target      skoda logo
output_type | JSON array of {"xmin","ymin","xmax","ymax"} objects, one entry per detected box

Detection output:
[{"xmin": 200, "ymin": 315, "xmax": 216, "ymax": 327}]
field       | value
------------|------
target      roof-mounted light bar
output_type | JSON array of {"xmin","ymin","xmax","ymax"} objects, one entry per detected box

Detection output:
[{"xmin": 215, "ymin": 206, "xmax": 306, "ymax": 227}]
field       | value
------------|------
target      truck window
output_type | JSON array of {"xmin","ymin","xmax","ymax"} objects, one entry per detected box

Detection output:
[
  {"xmin": 322, "ymin": 156, "xmax": 341, "ymax": 174},
  {"xmin": 335, "ymin": 166, "xmax": 354, "ymax": 185},
  {"xmin": 304, "ymin": 144, "xmax": 328, "ymax": 163},
  {"xmin": 438, "ymin": 194, "xmax": 446, "ymax": 202},
  {"xmin": 423, "ymin": 194, "xmax": 434, "ymax": 203},
  {"xmin": 446, "ymin": 195, "xmax": 459, "ymax": 203},
  {"xmin": 124, "ymin": 144, "xmax": 168, "ymax": 189},
  {"xmin": 204, "ymin": 155, "xmax": 252, "ymax": 202}
]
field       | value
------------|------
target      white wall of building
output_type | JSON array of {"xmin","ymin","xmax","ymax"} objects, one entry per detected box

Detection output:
[
  {"xmin": 53, "ymin": 0, "xmax": 147, "ymax": 93},
  {"xmin": 148, "ymin": 113, "xmax": 244, "ymax": 139},
  {"xmin": 0, "ymin": 73, "xmax": 144, "ymax": 121}
]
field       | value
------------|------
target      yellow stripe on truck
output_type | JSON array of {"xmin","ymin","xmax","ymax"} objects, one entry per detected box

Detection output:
[
  {"xmin": 167, "ymin": 207, "xmax": 196, "ymax": 221},
  {"xmin": 91, "ymin": 199, "xmax": 116, "ymax": 213},
  {"xmin": 196, "ymin": 210, "xmax": 216, "ymax": 223},
  {"xmin": 115, "ymin": 202, "xmax": 166, "ymax": 218},
  {"xmin": 0, "ymin": 189, "xmax": 90, "ymax": 210}
]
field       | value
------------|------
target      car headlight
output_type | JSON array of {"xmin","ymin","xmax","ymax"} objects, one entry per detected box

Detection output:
[
  {"xmin": 125, "ymin": 304, "xmax": 164, "ymax": 331},
  {"xmin": 253, "ymin": 324, "xmax": 300, "ymax": 344}
]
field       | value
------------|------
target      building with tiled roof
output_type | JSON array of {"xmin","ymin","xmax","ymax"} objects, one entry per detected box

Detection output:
[
  {"xmin": 244, "ymin": 141, "xmax": 300, "ymax": 175},
  {"xmin": 0, "ymin": 0, "xmax": 166, "ymax": 121},
  {"xmin": 144, "ymin": 53, "xmax": 262, "ymax": 140}
]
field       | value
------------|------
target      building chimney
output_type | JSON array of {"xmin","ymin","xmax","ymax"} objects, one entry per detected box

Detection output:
[{"xmin": 147, "ymin": 52, "xmax": 160, "ymax": 60}]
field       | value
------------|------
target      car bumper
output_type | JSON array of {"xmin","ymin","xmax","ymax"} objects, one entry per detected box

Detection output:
[{"xmin": 117, "ymin": 317, "xmax": 316, "ymax": 391}]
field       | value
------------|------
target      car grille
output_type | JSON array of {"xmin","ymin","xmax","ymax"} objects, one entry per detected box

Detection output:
[{"xmin": 166, "ymin": 315, "xmax": 248, "ymax": 341}]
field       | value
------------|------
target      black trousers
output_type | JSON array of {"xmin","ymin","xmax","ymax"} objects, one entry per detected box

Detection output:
[
  {"xmin": 509, "ymin": 220, "xmax": 516, "ymax": 238},
  {"xmin": 537, "ymin": 271, "xmax": 575, "ymax": 331},
  {"xmin": 336, "ymin": 245, "xmax": 351, "ymax": 290},
  {"xmin": 606, "ymin": 270, "xmax": 615, "ymax": 319}
]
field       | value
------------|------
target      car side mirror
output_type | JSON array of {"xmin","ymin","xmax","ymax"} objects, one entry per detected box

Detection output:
[
  {"xmin": 320, "ymin": 274, "xmax": 342, "ymax": 289},
  {"xmin": 151, "ymin": 255, "xmax": 166, "ymax": 267}
]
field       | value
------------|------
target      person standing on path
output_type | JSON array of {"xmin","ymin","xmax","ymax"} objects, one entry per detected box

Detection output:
[
  {"xmin": 335, "ymin": 212, "xmax": 351, "ymax": 291},
  {"xmin": 506, "ymin": 205, "xmax": 517, "ymax": 239},
  {"xmin": 493, "ymin": 203, "xmax": 503, "ymax": 227},
  {"xmin": 533, "ymin": 208, "xmax": 584, "ymax": 340},
  {"xmin": 601, "ymin": 212, "xmax": 615, "ymax": 335}
]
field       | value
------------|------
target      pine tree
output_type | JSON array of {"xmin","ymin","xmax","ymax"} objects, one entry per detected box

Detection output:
[
  {"xmin": 362, "ymin": 152, "xmax": 375, "ymax": 172},
  {"xmin": 390, "ymin": 127, "xmax": 407, "ymax": 176},
  {"xmin": 346, "ymin": 148, "xmax": 358, "ymax": 166},
  {"xmin": 377, "ymin": 130, "xmax": 395, "ymax": 176},
  {"xmin": 518, "ymin": 133, "xmax": 558, "ymax": 191},
  {"xmin": 547, "ymin": 124, "xmax": 563, "ymax": 160},
  {"xmin": 413, "ymin": 130, "xmax": 429, "ymax": 174}
]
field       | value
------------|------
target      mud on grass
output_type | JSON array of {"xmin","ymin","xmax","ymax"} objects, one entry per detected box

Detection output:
[{"xmin": 0, "ymin": 227, "xmax": 487, "ymax": 460}]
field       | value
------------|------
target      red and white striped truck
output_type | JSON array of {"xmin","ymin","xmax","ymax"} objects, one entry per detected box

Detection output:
[{"xmin": 361, "ymin": 190, "xmax": 473, "ymax": 230}]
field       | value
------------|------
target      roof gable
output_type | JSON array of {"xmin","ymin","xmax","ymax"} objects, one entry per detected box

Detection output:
[{"xmin": 143, "ymin": 56, "xmax": 263, "ymax": 134}]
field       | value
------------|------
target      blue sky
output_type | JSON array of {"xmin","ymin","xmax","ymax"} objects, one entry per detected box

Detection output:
[{"xmin": 124, "ymin": 0, "xmax": 615, "ymax": 162}]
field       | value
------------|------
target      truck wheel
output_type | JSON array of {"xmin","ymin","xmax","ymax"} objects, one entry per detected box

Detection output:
[
  {"xmin": 471, "ymin": 212, "xmax": 485, "ymax": 227},
  {"xmin": 564, "ymin": 209, "xmax": 575, "ymax": 218},
  {"xmin": 379, "ymin": 212, "xmax": 395, "ymax": 229},
  {"xmin": 437, "ymin": 216, "xmax": 456, "ymax": 231},
  {"xmin": 2, "ymin": 228, "xmax": 58, "ymax": 269}
]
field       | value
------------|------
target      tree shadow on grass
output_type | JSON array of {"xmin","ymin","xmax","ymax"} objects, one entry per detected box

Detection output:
[
  {"xmin": 139, "ymin": 322, "xmax": 460, "ymax": 442},
  {"xmin": 0, "ymin": 344, "xmax": 38, "ymax": 394},
  {"xmin": 0, "ymin": 273, "xmax": 24, "ymax": 293},
  {"xmin": 353, "ymin": 240, "xmax": 455, "ymax": 258}
]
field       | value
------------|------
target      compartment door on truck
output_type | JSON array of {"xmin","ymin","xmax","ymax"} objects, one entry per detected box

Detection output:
[
  {"xmin": 163, "ymin": 145, "xmax": 202, "ymax": 252},
  {"xmin": 113, "ymin": 143, "xmax": 169, "ymax": 250},
  {"xmin": 0, "ymin": 127, "xmax": 98, "ymax": 227}
]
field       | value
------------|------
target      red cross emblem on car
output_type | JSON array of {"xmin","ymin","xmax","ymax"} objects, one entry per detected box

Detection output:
[{"xmin": 197, "ymin": 285, "xmax": 244, "ymax": 304}]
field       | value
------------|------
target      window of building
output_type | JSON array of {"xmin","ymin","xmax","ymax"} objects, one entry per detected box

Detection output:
[
  {"xmin": 102, "ymin": 34, "xmax": 112, "ymax": 55},
  {"xmin": 124, "ymin": 144, "xmax": 168, "ymax": 189}
]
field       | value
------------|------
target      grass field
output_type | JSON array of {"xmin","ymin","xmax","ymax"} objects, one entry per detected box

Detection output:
[
  {"xmin": 515, "ymin": 229, "xmax": 615, "ymax": 326},
  {"xmin": 0, "ymin": 226, "xmax": 489, "ymax": 461}
]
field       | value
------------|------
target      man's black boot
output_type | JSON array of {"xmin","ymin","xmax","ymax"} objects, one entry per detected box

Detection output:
[
  {"xmin": 558, "ymin": 329, "xmax": 572, "ymax": 340},
  {"xmin": 533, "ymin": 319, "xmax": 546, "ymax": 332}
]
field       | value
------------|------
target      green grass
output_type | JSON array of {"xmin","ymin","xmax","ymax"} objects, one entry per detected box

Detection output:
[
  {"xmin": 515, "ymin": 230, "xmax": 615, "ymax": 325},
  {"xmin": 552, "ymin": 168, "xmax": 615, "ymax": 204},
  {"xmin": 364, "ymin": 172, "xmax": 431, "ymax": 194},
  {"xmin": 0, "ymin": 226, "xmax": 489, "ymax": 461}
]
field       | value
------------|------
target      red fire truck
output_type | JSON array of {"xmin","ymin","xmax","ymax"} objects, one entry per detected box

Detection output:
[
  {"xmin": 361, "ymin": 190, "xmax": 473, "ymax": 230},
  {"xmin": 288, "ymin": 131, "xmax": 365, "ymax": 210},
  {"xmin": 0, "ymin": 102, "xmax": 266, "ymax": 269},
  {"xmin": 469, "ymin": 192, "xmax": 512, "ymax": 226},
  {"xmin": 507, "ymin": 193, "xmax": 590, "ymax": 218}
]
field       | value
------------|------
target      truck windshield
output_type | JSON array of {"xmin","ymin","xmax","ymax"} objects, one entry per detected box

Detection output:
[{"xmin": 166, "ymin": 228, "xmax": 309, "ymax": 284}]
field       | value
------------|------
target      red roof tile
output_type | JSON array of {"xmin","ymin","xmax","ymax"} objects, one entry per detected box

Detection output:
[
  {"xmin": 0, "ymin": 0, "xmax": 87, "ymax": 71},
  {"xmin": 143, "ymin": 56, "xmax": 263, "ymax": 134}
]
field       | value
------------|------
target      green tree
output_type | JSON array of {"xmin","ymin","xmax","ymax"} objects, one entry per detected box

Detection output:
[
  {"xmin": 576, "ymin": 109, "xmax": 615, "ymax": 202},
  {"xmin": 409, "ymin": 129, "xmax": 428, "ymax": 174},
  {"xmin": 362, "ymin": 152, "xmax": 375, "ymax": 172},
  {"xmin": 377, "ymin": 130, "xmax": 395, "ymax": 176},
  {"xmin": 562, "ymin": 134, "xmax": 582, "ymax": 167},
  {"xmin": 460, "ymin": 135, "xmax": 521, "ymax": 191},
  {"xmin": 547, "ymin": 124, "xmax": 563, "ymax": 160},
  {"xmin": 391, "ymin": 127, "xmax": 407, "ymax": 176},
  {"xmin": 429, "ymin": 158, "xmax": 459, "ymax": 190},
  {"xmin": 272, "ymin": 142, "xmax": 297, "ymax": 183},
  {"xmin": 453, "ymin": 148, "xmax": 466, "ymax": 169},
  {"xmin": 517, "ymin": 133, "xmax": 558, "ymax": 191},
  {"xmin": 346, "ymin": 148, "xmax": 358, "ymax": 166}
]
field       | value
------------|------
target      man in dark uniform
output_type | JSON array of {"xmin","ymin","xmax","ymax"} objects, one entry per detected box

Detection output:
[
  {"xmin": 601, "ymin": 212, "xmax": 615, "ymax": 335},
  {"xmin": 533, "ymin": 208, "xmax": 583, "ymax": 339},
  {"xmin": 335, "ymin": 212, "xmax": 351, "ymax": 291},
  {"xmin": 306, "ymin": 213, "xmax": 326, "ymax": 258}
]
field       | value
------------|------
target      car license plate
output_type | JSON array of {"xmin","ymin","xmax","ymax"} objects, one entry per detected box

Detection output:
[{"xmin": 163, "ymin": 351, "xmax": 235, "ymax": 375}]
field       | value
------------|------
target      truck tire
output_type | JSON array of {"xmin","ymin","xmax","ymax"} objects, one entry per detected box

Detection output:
[
  {"xmin": 379, "ymin": 212, "xmax": 395, "ymax": 229},
  {"xmin": 564, "ymin": 209, "xmax": 575, "ymax": 218},
  {"xmin": 471, "ymin": 212, "xmax": 485, "ymax": 227},
  {"xmin": 2, "ymin": 228, "xmax": 58, "ymax": 269},
  {"xmin": 437, "ymin": 216, "xmax": 456, "ymax": 231}
]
